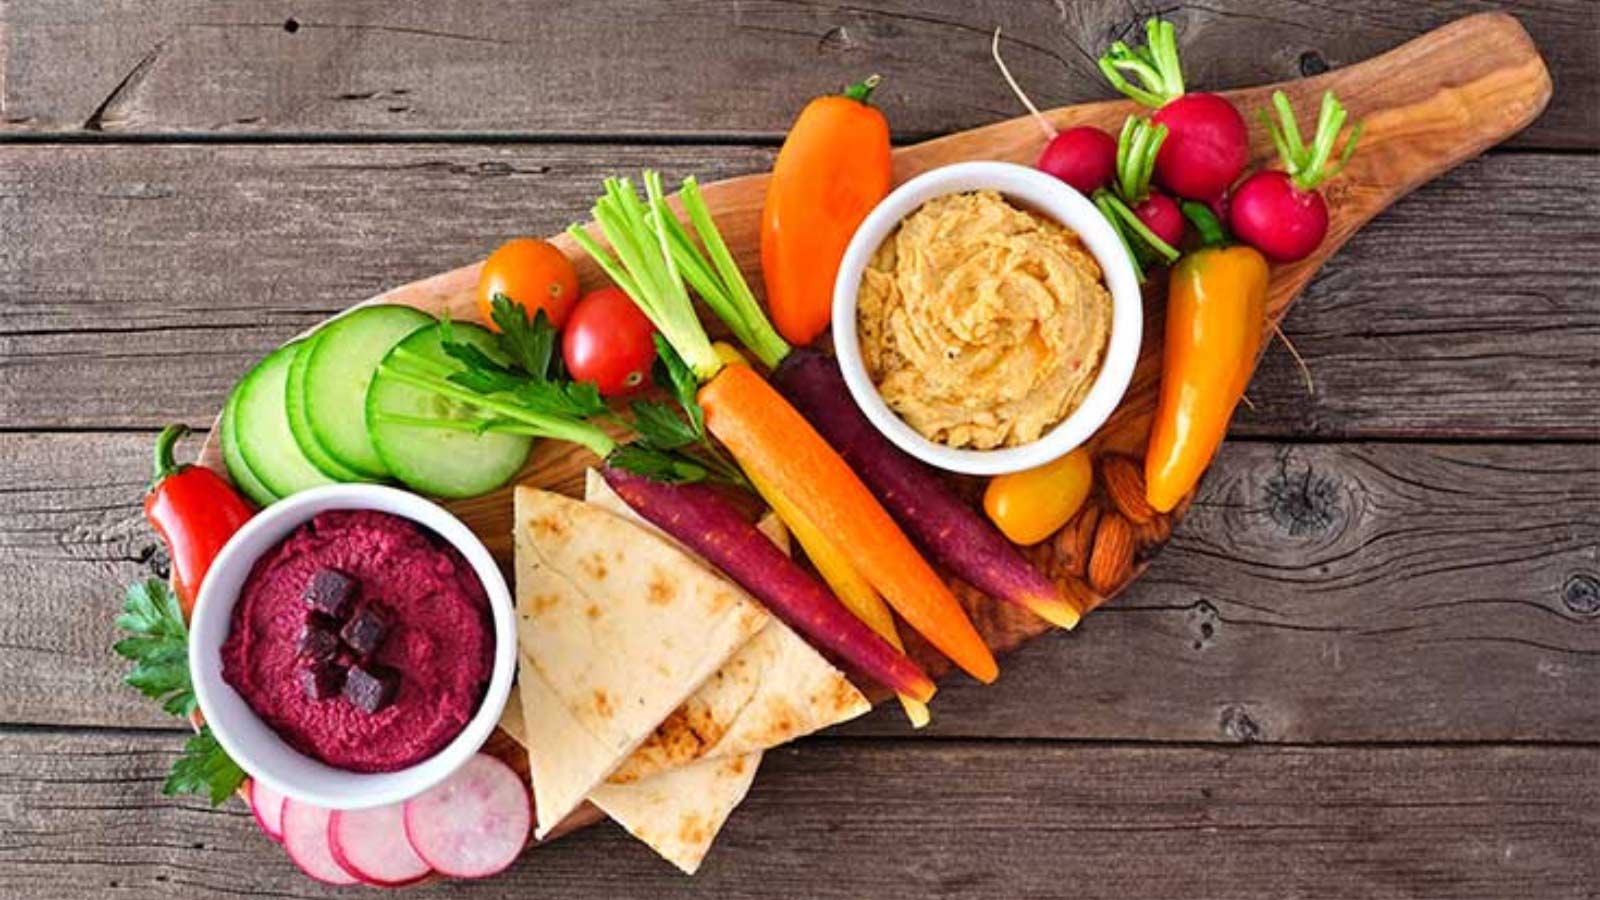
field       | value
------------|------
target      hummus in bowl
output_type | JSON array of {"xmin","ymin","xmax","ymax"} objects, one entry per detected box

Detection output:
[
  {"xmin": 190, "ymin": 483, "xmax": 516, "ymax": 810},
  {"xmin": 858, "ymin": 189, "xmax": 1113, "ymax": 450},
  {"xmin": 834, "ymin": 161, "xmax": 1142, "ymax": 476}
]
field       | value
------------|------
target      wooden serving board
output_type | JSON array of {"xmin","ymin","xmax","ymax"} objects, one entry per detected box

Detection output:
[{"xmin": 196, "ymin": 12, "xmax": 1548, "ymax": 843}]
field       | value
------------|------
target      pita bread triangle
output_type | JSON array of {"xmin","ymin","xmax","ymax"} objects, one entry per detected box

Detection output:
[
  {"xmin": 584, "ymin": 470, "xmax": 870, "ymax": 784},
  {"xmin": 514, "ymin": 485, "xmax": 770, "ymax": 838},
  {"xmin": 589, "ymin": 751, "xmax": 761, "ymax": 874}
]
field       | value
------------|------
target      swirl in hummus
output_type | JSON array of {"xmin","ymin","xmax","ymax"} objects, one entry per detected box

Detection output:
[{"xmin": 857, "ymin": 189, "xmax": 1113, "ymax": 449}]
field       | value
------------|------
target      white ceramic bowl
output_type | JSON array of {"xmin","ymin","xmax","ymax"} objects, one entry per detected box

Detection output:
[
  {"xmin": 190, "ymin": 483, "xmax": 516, "ymax": 811},
  {"xmin": 832, "ymin": 161, "xmax": 1142, "ymax": 476}
]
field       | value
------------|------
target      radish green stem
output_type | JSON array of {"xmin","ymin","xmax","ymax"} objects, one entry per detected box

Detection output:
[
  {"xmin": 1094, "ymin": 193, "xmax": 1147, "ymax": 283},
  {"xmin": 1261, "ymin": 90, "xmax": 1363, "ymax": 191},
  {"xmin": 1098, "ymin": 18, "xmax": 1185, "ymax": 108},
  {"xmin": 1096, "ymin": 190, "xmax": 1180, "ymax": 264},
  {"xmin": 1114, "ymin": 116, "xmax": 1166, "ymax": 204},
  {"xmin": 1094, "ymin": 112, "xmax": 1177, "ymax": 281},
  {"xmin": 375, "ymin": 363, "xmax": 617, "ymax": 458}
]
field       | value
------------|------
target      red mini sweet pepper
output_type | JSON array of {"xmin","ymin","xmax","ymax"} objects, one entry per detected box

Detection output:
[{"xmin": 144, "ymin": 424, "xmax": 255, "ymax": 618}]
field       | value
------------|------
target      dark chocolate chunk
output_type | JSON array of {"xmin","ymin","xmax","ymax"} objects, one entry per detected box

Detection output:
[
  {"xmin": 299, "ymin": 661, "xmax": 346, "ymax": 700},
  {"xmin": 339, "ymin": 605, "xmax": 390, "ymax": 659},
  {"xmin": 342, "ymin": 664, "xmax": 398, "ymax": 713},
  {"xmin": 297, "ymin": 617, "xmax": 341, "ymax": 663},
  {"xmin": 303, "ymin": 569, "xmax": 356, "ymax": 619}
]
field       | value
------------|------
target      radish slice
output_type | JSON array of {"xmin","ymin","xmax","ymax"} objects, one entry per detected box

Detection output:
[
  {"xmin": 281, "ymin": 799, "xmax": 360, "ymax": 886},
  {"xmin": 403, "ymin": 753, "xmax": 530, "ymax": 879},
  {"xmin": 247, "ymin": 779, "xmax": 287, "ymax": 843},
  {"xmin": 330, "ymin": 803, "xmax": 433, "ymax": 888}
]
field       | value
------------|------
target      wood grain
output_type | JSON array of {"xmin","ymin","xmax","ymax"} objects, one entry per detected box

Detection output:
[
  {"xmin": 2, "ymin": 727, "xmax": 1595, "ymax": 900},
  {"xmin": 0, "ymin": 8, "xmax": 1592, "ymax": 895},
  {"xmin": 0, "ymin": 1, "xmax": 1591, "ymax": 149},
  {"xmin": 12, "ymin": 431, "xmax": 1594, "ymax": 742}
]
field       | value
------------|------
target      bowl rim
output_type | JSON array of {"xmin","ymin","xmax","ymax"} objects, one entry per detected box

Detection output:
[
  {"xmin": 189, "ymin": 482, "xmax": 516, "ymax": 811},
  {"xmin": 830, "ymin": 160, "xmax": 1143, "ymax": 476}
]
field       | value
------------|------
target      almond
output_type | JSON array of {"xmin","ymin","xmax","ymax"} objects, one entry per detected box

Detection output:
[
  {"xmin": 1056, "ymin": 575, "xmax": 1106, "ymax": 617},
  {"xmin": 1132, "ymin": 513, "xmax": 1171, "ymax": 549},
  {"xmin": 1088, "ymin": 512, "xmax": 1135, "ymax": 595},
  {"xmin": 1053, "ymin": 503, "xmax": 1101, "ymax": 579},
  {"xmin": 1101, "ymin": 454, "xmax": 1156, "ymax": 524}
]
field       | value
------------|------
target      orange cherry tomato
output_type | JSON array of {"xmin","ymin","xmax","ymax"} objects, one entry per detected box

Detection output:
[
  {"xmin": 477, "ymin": 238, "xmax": 579, "ymax": 330},
  {"xmin": 983, "ymin": 448, "xmax": 1094, "ymax": 546}
]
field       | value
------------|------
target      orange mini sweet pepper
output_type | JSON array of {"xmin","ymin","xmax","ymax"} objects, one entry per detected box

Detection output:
[
  {"xmin": 1145, "ymin": 204, "xmax": 1270, "ymax": 512},
  {"xmin": 761, "ymin": 76, "xmax": 892, "ymax": 347}
]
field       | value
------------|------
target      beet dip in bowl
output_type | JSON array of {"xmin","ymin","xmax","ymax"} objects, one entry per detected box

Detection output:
[{"xmin": 190, "ymin": 484, "xmax": 515, "ymax": 810}]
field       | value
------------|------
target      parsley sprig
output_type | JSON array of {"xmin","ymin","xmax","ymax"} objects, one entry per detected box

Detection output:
[
  {"xmin": 628, "ymin": 335, "xmax": 748, "ymax": 487},
  {"xmin": 113, "ymin": 578, "xmax": 246, "ymax": 806},
  {"xmin": 113, "ymin": 578, "xmax": 196, "ymax": 717}
]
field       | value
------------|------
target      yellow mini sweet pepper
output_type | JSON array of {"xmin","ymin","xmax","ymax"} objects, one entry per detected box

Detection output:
[{"xmin": 1145, "ymin": 204, "xmax": 1270, "ymax": 512}]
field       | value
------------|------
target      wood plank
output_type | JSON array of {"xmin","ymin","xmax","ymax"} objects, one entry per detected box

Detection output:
[
  {"xmin": 1, "ymin": 728, "xmax": 1594, "ymax": 899},
  {"xmin": 9, "ymin": 432, "xmax": 1595, "ymax": 742},
  {"xmin": 0, "ymin": 144, "xmax": 1593, "ymax": 438},
  {"xmin": 1, "ymin": 1, "xmax": 1592, "ymax": 149}
]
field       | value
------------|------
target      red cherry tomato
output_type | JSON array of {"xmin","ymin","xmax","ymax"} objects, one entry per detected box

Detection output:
[{"xmin": 562, "ymin": 287, "xmax": 657, "ymax": 397}]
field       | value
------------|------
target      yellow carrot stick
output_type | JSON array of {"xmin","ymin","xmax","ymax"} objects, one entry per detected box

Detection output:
[{"xmin": 749, "ymin": 468, "xmax": 931, "ymax": 728}]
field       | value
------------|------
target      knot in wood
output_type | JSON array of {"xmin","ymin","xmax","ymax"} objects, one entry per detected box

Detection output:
[
  {"xmin": 1562, "ymin": 573, "xmax": 1600, "ymax": 617},
  {"xmin": 1299, "ymin": 50, "xmax": 1330, "ymax": 76},
  {"xmin": 1264, "ymin": 455, "xmax": 1341, "ymax": 537},
  {"xmin": 1220, "ymin": 704, "xmax": 1264, "ymax": 743},
  {"xmin": 1189, "ymin": 599, "xmax": 1220, "ymax": 651}
]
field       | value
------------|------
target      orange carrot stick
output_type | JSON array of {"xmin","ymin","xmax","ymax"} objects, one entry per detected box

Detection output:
[{"xmin": 700, "ymin": 363, "xmax": 999, "ymax": 684}]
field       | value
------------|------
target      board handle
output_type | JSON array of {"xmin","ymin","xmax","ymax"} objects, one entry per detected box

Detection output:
[
  {"xmin": 1254, "ymin": 11, "xmax": 1552, "ymax": 312},
  {"xmin": 1295, "ymin": 12, "xmax": 1551, "ymax": 186}
]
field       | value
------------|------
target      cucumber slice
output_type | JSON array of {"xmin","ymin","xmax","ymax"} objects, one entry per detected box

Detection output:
[
  {"xmin": 221, "ymin": 380, "xmax": 279, "ymax": 507},
  {"xmin": 366, "ymin": 322, "xmax": 534, "ymax": 498},
  {"xmin": 302, "ymin": 305, "xmax": 432, "ymax": 479},
  {"xmin": 285, "ymin": 331, "xmax": 371, "ymax": 482},
  {"xmin": 235, "ymin": 342, "xmax": 340, "ymax": 499}
]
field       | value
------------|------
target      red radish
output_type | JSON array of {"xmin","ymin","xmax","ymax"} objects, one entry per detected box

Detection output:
[
  {"xmin": 1037, "ymin": 126, "xmax": 1118, "ymax": 195},
  {"xmin": 990, "ymin": 28, "xmax": 1116, "ymax": 195},
  {"xmin": 281, "ymin": 799, "xmax": 360, "ymax": 886},
  {"xmin": 602, "ymin": 466, "xmax": 938, "ymax": 700},
  {"xmin": 1099, "ymin": 18, "xmax": 1248, "ymax": 201},
  {"xmin": 770, "ymin": 348, "xmax": 1079, "ymax": 628},
  {"xmin": 245, "ymin": 778, "xmax": 286, "ymax": 843},
  {"xmin": 1230, "ymin": 90, "xmax": 1362, "ymax": 262},
  {"xmin": 404, "ymin": 753, "xmax": 531, "ymax": 879},
  {"xmin": 1133, "ymin": 192, "xmax": 1184, "ymax": 248},
  {"xmin": 330, "ymin": 802, "xmax": 434, "ymax": 887},
  {"xmin": 1091, "ymin": 115, "xmax": 1183, "ymax": 281}
]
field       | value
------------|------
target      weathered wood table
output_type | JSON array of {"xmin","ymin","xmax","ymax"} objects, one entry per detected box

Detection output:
[{"xmin": 2, "ymin": 3, "xmax": 1596, "ymax": 898}]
